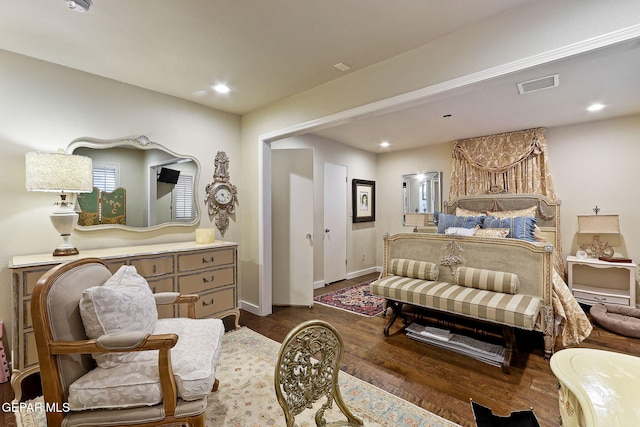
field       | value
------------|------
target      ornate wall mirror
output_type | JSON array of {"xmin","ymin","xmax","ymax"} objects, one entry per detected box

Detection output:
[
  {"xmin": 402, "ymin": 172, "xmax": 442, "ymax": 225},
  {"xmin": 67, "ymin": 135, "xmax": 200, "ymax": 232}
]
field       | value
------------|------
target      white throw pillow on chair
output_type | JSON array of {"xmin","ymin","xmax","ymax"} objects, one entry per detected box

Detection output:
[{"xmin": 79, "ymin": 265, "xmax": 158, "ymax": 368}]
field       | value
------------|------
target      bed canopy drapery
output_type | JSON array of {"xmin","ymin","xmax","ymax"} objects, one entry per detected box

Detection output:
[{"xmin": 449, "ymin": 127, "xmax": 556, "ymax": 199}]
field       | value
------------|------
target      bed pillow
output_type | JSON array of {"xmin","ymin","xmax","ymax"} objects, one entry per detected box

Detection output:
[
  {"xmin": 455, "ymin": 207, "xmax": 485, "ymax": 217},
  {"xmin": 79, "ymin": 265, "xmax": 158, "ymax": 368},
  {"xmin": 436, "ymin": 213, "xmax": 486, "ymax": 234},
  {"xmin": 474, "ymin": 228, "xmax": 509, "ymax": 238},
  {"xmin": 445, "ymin": 226, "xmax": 477, "ymax": 236},
  {"xmin": 486, "ymin": 206, "xmax": 537, "ymax": 219},
  {"xmin": 389, "ymin": 258, "xmax": 439, "ymax": 281},
  {"xmin": 455, "ymin": 266, "xmax": 520, "ymax": 294},
  {"xmin": 482, "ymin": 216, "xmax": 537, "ymax": 241}
]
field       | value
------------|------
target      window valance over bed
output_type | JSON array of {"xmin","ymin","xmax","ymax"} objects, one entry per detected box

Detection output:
[{"xmin": 449, "ymin": 127, "xmax": 556, "ymax": 200}]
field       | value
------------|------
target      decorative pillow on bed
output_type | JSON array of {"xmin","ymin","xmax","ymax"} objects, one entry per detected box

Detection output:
[
  {"xmin": 482, "ymin": 216, "xmax": 537, "ymax": 241},
  {"xmin": 474, "ymin": 228, "xmax": 509, "ymax": 238},
  {"xmin": 79, "ymin": 265, "xmax": 158, "ymax": 368},
  {"xmin": 445, "ymin": 226, "xmax": 477, "ymax": 236},
  {"xmin": 455, "ymin": 266, "xmax": 520, "ymax": 294},
  {"xmin": 455, "ymin": 207, "xmax": 485, "ymax": 217},
  {"xmin": 389, "ymin": 258, "xmax": 439, "ymax": 281},
  {"xmin": 486, "ymin": 205, "xmax": 537, "ymax": 219},
  {"xmin": 436, "ymin": 213, "xmax": 486, "ymax": 234}
]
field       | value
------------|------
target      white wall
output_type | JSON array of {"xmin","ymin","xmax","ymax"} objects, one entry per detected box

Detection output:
[
  {"xmin": 547, "ymin": 115, "xmax": 640, "ymax": 264},
  {"xmin": 0, "ymin": 50, "xmax": 241, "ymax": 350},
  {"xmin": 273, "ymin": 134, "xmax": 378, "ymax": 283}
]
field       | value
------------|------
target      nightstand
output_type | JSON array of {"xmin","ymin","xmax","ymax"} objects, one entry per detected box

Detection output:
[{"xmin": 566, "ymin": 256, "xmax": 637, "ymax": 306}]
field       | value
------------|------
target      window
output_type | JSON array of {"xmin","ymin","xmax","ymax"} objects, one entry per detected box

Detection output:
[
  {"xmin": 93, "ymin": 162, "xmax": 118, "ymax": 192},
  {"xmin": 174, "ymin": 173, "xmax": 194, "ymax": 221}
]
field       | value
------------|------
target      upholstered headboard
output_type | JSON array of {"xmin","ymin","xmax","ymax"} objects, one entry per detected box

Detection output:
[{"xmin": 444, "ymin": 193, "xmax": 563, "ymax": 275}]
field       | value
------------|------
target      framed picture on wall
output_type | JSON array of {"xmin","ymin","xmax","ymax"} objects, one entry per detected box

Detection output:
[{"xmin": 352, "ymin": 179, "xmax": 375, "ymax": 223}]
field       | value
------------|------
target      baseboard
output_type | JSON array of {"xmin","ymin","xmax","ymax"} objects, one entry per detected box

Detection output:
[
  {"xmin": 238, "ymin": 300, "xmax": 261, "ymax": 316},
  {"xmin": 314, "ymin": 280, "xmax": 325, "ymax": 289},
  {"xmin": 346, "ymin": 266, "xmax": 382, "ymax": 280}
]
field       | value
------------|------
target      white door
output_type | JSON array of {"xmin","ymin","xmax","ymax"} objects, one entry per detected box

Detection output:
[
  {"xmin": 271, "ymin": 149, "xmax": 314, "ymax": 306},
  {"xmin": 323, "ymin": 162, "xmax": 347, "ymax": 284}
]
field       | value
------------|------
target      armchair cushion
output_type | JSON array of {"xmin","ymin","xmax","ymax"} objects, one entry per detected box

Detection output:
[
  {"xmin": 79, "ymin": 265, "xmax": 158, "ymax": 368},
  {"xmin": 68, "ymin": 317, "xmax": 225, "ymax": 410}
]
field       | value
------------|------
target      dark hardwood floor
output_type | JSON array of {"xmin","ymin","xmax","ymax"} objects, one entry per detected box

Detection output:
[
  {"xmin": 242, "ymin": 273, "xmax": 640, "ymax": 427},
  {"xmin": 3, "ymin": 273, "xmax": 639, "ymax": 427}
]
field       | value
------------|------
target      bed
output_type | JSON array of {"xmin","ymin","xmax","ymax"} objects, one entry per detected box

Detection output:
[
  {"xmin": 442, "ymin": 193, "xmax": 592, "ymax": 349},
  {"xmin": 371, "ymin": 193, "xmax": 592, "ymax": 369}
]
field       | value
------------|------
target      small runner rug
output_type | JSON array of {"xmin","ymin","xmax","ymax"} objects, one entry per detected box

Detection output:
[
  {"xmin": 314, "ymin": 280, "xmax": 385, "ymax": 317},
  {"xmin": 15, "ymin": 327, "xmax": 459, "ymax": 427}
]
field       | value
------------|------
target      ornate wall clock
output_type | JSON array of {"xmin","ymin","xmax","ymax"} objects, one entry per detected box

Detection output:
[{"xmin": 204, "ymin": 151, "xmax": 238, "ymax": 237}]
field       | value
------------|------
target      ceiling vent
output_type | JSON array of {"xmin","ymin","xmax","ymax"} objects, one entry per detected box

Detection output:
[{"xmin": 517, "ymin": 74, "xmax": 559, "ymax": 94}]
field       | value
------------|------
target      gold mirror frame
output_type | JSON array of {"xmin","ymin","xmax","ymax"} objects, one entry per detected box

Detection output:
[{"xmin": 67, "ymin": 135, "xmax": 201, "ymax": 233}]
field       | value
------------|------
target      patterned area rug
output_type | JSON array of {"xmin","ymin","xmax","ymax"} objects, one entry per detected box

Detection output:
[
  {"xmin": 15, "ymin": 327, "xmax": 459, "ymax": 427},
  {"xmin": 314, "ymin": 280, "xmax": 385, "ymax": 317}
]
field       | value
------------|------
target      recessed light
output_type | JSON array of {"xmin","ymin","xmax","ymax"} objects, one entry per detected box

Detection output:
[
  {"xmin": 212, "ymin": 84, "xmax": 231, "ymax": 94},
  {"xmin": 586, "ymin": 103, "xmax": 605, "ymax": 112},
  {"xmin": 380, "ymin": 141, "xmax": 390, "ymax": 148}
]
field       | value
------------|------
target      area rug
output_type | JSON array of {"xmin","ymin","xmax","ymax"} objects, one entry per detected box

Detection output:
[
  {"xmin": 15, "ymin": 327, "xmax": 459, "ymax": 427},
  {"xmin": 313, "ymin": 280, "xmax": 385, "ymax": 317}
]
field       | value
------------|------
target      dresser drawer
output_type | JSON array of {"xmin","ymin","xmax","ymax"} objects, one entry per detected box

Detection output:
[
  {"xmin": 20, "ymin": 267, "xmax": 53, "ymax": 297},
  {"xmin": 181, "ymin": 288, "xmax": 235, "ymax": 319},
  {"xmin": 147, "ymin": 277, "xmax": 175, "ymax": 319},
  {"xmin": 131, "ymin": 255, "xmax": 175, "ymax": 277},
  {"xmin": 178, "ymin": 267, "xmax": 234, "ymax": 295},
  {"xmin": 105, "ymin": 259, "xmax": 128, "ymax": 274},
  {"xmin": 178, "ymin": 248, "xmax": 234, "ymax": 272}
]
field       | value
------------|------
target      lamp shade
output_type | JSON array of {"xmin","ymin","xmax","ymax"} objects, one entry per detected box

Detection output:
[
  {"xmin": 577, "ymin": 214, "xmax": 620, "ymax": 234},
  {"xmin": 25, "ymin": 152, "xmax": 93, "ymax": 193},
  {"xmin": 404, "ymin": 213, "xmax": 428, "ymax": 227}
]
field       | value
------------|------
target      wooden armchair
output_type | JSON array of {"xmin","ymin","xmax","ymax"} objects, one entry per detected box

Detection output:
[{"xmin": 31, "ymin": 257, "xmax": 224, "ymax": 427}]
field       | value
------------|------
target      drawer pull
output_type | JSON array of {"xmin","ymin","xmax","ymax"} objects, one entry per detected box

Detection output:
[
  {"xmin": 202, "ymin": 256, "xmax": 215, "ymax": 264},
  {"xmin": 152, "ymin": 264, "xmax": 157, "ymax": 274},
  {"xmin": 202, "ymin": 298, "xmax": 215, "ymax": 306},
  {"xmin": 202, "ymin": 275, "xmax": 215, "ymax": 283}
]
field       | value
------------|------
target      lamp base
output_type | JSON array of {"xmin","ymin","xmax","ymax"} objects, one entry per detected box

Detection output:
[
  {"xmin": 579, "ymin": 234, "xmax": 615, "ymax": 259},
  {"xmin": 53, "ymin": 247, "xmax": 80, "ymax": 257},
  {"xmin": 52, "ymin": 234, "xmax": 79, "ymax": 257}
]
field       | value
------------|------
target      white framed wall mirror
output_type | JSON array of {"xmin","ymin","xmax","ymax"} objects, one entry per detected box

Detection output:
[
  {"xmin": 67, "ymin": 135, "xmax": 200, "ymax": 232},
  {"xmin": 402, "ymin": 172, "xmax": 442, "ymax": 227}
]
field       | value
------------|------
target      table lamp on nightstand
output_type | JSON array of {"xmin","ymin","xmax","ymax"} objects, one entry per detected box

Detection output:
[
  {"xmin": 577, "ymin": 212, "xmax": 619, "ymax": 259},
  {"xmin": 25, "ymin": 152, "xmax": 93, "ymax": 256}
]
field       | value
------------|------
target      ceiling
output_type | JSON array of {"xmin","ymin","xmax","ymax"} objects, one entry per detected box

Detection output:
[{"xmin": 2, "ymin": 1, "xmax": 639, "ymax": 153}]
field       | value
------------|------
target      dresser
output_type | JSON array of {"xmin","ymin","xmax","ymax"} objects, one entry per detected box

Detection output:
[
  {"xmin": 566, "ymin": 256, "xmax": 637, "ymax": 306},
  {"xmin": 9, "ymin": 240, "xmax": 239, "ymax": 397}
]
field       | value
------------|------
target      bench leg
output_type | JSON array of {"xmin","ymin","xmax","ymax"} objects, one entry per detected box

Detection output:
[
  {"xmin": 502, "ymin": 326, "xmax": 515, "ymax": 374},
  {"xmin": 384, "ymin": 300, "xmax": 403, "ymax": 336}
]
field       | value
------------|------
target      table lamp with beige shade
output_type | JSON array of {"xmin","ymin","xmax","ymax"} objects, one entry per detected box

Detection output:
[
  {"xmin": 577, "ymin": 209, "xmax": 620, "ymax": 259},
  {"xmin": 25, "ymin": 152, "xmax": 93, "ymax": 256}
]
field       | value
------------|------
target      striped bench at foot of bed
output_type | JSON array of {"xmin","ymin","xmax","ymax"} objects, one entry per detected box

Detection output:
[{"xmin": 370, "ymin": 275, "xmax": 542, "ymax": 373}]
